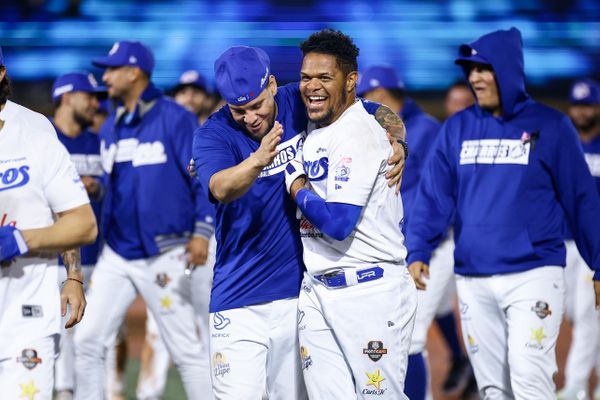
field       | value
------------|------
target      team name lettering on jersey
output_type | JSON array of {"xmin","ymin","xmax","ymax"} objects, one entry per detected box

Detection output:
[
  {"xmin": 304, "ymin": 157, "xmax": 329, "ymax": 181},
  {"xmin": 459, "ymin": 139, "xmax": 530, "ymax": 165},
  {"xmin": 101, "ymin": 139, "xmax": 168, "ymax": 172},
  {"xmin": 70, "ymin": 154, "xmax": 103, "ymax": 176},
  {"xmin": 585, "ymin": 153, "xmax": 600, "ymax": 177},
  {"xmin": 258, "ymin": 134, "xmax": 304, "ymax": 178},
  {"xmin": 0, "ymin": 165, "xmax": 30, "ymax": 192}
]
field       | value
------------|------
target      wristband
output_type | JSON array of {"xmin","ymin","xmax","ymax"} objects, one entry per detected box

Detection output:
[
  {"xmin": 396, "ymin": 139, "xmax": 409, "ymax": 159},
  {"xmin": 64, "ymin": 277, "xmax": 84, "ymax": 285}
]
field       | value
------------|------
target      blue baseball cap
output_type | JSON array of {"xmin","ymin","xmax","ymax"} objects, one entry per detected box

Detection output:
[
  {"xmin": 173, "ymin": 70, "xmax": 209, "ymax": 93},
  {"xmin": 357, "ymin": 65, "xmax": 405, "ymax": 96},
  {"xmin": 52, "ymin": 72, "xmax": 106, "ymax": 101},
  {"xmin": 454, "ymin": 44, "xmax": 490, "ymax": 66},
  {"xmin": 92, "ymin": 41, "xmax": 154, "ymax": 75},
  {"xmin": 214, "ymin": 46, "xmax": 270, "ymax": 106},
  {"xmin": 569, "ymin": 78, "xmax": 600, "ymax": 105}
]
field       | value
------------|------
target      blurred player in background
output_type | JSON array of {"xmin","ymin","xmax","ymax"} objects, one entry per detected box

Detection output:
[
  {"xmin": 50, "ymin": 72, "xmax": 106, "ymax": 400},
  {"xmin": 445, "ymin": 81, "xmax": 475, "ymax": 118},
  {"xmin": 0, "ymin": 46, "xmax": 97, "ymax": 399},
  {"xmin": 407, "ymin": 27, "xmax": 600, "ymax": 399},
  {"xmin": 136, "ymin": 69, "xmax": 216, "ymax": 400},
  {"xmin": 170, "ymin": 69, "xmax": 213, "ymax": 125},
  {"xmin": 286, "ymin": 30, "xmax": 415, "ymax": 399},
  {"xmin": 73, "ymin": 41, "xmax": 214, "ymax": 399},
  {"xmin": 557, "ymin": 78, "xmax": 600, "ymax": 400},
  {"xmin": 357, "ymin": 64, "xmax": 447, "ymax": 400}
]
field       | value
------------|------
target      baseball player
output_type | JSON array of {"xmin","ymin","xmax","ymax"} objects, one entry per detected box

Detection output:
[
  {"xmin": 285, "ymin": 29, "xmax": 416, "ymax": 400},
  {"xmin": 406, "ymin": 27, "xmax": 600, "ymax": 399},
  {"xmin": 557, "ymin": 78, "xmax": 600, "ymax": 400},
  {"xmin": 73, "ymin": 41, "xmax": 214, "ymax": 399},
  {"xmin": 192, "ymin": 44, "xmax": 406, "ymax": 399},
  {"xmin": 0, "ymin": 46, "xmax": 97, "ymax": 399},
  {"xmin": 136, "ymin": 69, "xmax": 217, "ymax": 400},
  {"xmin": 50, "ymin": 72, "xmax": 106, "ymax": 400},
  {"xmin": 171, "ymin": 69, "xmax": 213, "ymax": 125}
]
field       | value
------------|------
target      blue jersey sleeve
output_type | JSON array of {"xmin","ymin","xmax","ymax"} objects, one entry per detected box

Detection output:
[
  {"xmin": 192, "ymin": 119, "xmax": 239, "ymax": 203},
  {"xmin": 552, "ymin": 117, "xmax": 600, "ymax": 278},
  {"xmin": 171, "ymin": 109, "xmax": 215, "ymax": 238},
  {"xmin": 405, "ymin": 122, "xmax": 457, "ymax": 265},
  {"xmin": 295, "ymin": 189, "xmax": 362, "ymax": 241}
]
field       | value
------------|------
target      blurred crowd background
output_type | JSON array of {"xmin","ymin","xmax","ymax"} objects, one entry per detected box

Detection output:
[{"xmin": 1, "ymin": 0, "xmax": 599, "ymax": 118}]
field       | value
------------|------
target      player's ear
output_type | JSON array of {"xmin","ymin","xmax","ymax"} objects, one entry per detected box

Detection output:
[
  {"xmin": 268, "ymin": 75, "xmax": 277, "ymax": 97},
  {"xmin": 346, "ymin": 71, "xmax": 358, "ymax": 94}
]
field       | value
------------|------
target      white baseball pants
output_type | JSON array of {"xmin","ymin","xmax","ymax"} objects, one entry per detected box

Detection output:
[
  {"xmin": 73, "ymin": 245, "xmax": 211, "ymax": 400},
  {"xmin": 456, "ymin": 266, "xmax": 565, "ymax": 400},
  {"xmin": 209, "ymin": 297, "xmax": 306, "ymax": 400},
  {"xmin": 299, "ymin": 264, "xmax": 417, "ymax": 399}
]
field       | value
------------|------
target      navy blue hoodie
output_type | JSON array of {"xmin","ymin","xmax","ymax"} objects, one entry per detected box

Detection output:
[{"xmin": 406, "ymin": 28, "xmax": 600, "ymax": 279}]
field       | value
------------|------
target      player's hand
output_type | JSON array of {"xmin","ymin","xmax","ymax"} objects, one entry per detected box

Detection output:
[
  {"xmin": 251, "ymin": 121, "xmax": 283, "ymax": 168},
  {"xmin": 188, "ymin": 158, "xmax": 198, "ymax": 178},
  {"xmin": 61, "ymin": 279, "xmax": 86, "ymax": 328},
  {"xmin": 408, "ymin": 261, "xmax": 430, "ymax": 290},
  {"xmin": 385, "ymin": 132, "xmax": 406, "ymax": 194},
  {"xmin": 81, "ymin": 176, "xmax": 101, "ymax": 197},
  {"xmin": 594, "ymin": 280, "xmax": 600, "ymax": 310},
  {"xmin": 186, "ymin": 236, "xmax": 210, "ymax": 267},
  {"xmin": 0, "ymin": 226, "xmax": 29, "ymax": 261},
  {"xmin": 285, "ymin": 147, "xmax": 307, "ymax": 196}
]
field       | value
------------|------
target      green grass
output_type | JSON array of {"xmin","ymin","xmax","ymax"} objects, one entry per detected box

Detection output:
[{"xmin": 124, "ymin": 359, "xmax": 186, "ymax": 400}]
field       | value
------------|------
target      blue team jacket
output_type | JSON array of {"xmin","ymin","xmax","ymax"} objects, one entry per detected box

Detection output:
[
  {"xmin": 99, "ymin": 84, "xmax": 215, "ymax": 258},
  {"xmin": 406, "ymin": 28, "xmax": 600, "ymax": 279},
  {"xmin": 400, "ymin": 98, "xmax": 441, "ymax": 232}
]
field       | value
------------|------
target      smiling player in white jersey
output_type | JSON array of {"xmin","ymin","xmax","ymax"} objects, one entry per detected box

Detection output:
[
  {"xmin": 286, "ymin": 29, "xmax": 416, "ymax": 399},
  {"xmin": 0, "ymin": 46, "xmax": 97, "ymax": 400}
]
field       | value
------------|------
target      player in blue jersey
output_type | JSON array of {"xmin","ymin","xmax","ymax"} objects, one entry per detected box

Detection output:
[
  {"xmin": 192, "ymin": 45, "xmax": 406, "ymax": 400},
  {"xmin": 50, "ymin": 72, "xmax": 106, "ymax": 400},
  {"xmin": 406, "ymin": 27, "xmax": 600, "ymax": 399},
  {"xmin": 558, "ymin": 78, "xmax": 600, "ymax": 400},
  {"xmin": 73, "ymin": 41, "xmax": 214, "ymax": 399}
]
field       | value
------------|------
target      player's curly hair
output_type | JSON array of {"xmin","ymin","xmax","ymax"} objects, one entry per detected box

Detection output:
[
  {"xmin": 299, "ymin": 29, "xmax": 359, "ymax": 76},
  {"xmin": 0, "ymin": 70, "xmax": 12, "ymax": 106}
]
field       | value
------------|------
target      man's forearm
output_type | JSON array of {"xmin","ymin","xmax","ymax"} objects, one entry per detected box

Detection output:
[
  {"xmin": 375, "ymin": 104, "xmax": 406, "ymax": 141},
  {"xmin": 61, "ymin": 248, "xmax": 84, "ymax": 281},
  {"xmin": 209, "ymin": 154, "xmax": 265, "ymax": 203},
  {"xmin": 22, "ymin": 204, "xmax": 97, "ymax": 253}
]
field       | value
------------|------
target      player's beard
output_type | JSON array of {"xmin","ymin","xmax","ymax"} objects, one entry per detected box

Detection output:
[
  {"xmin": 73, "ymin": 109, "xmax": 93, "ymax": 130},
  {"xmin": 308, "ymin": 89, "xmax": 347, "ymax": 127},
  {"xmin": 0, "ymin": 75, "xmax": 12, "ymax": 106},
  {"xmin": 573, "ymin": 115, "xmax": 599, "ymax": 133}
]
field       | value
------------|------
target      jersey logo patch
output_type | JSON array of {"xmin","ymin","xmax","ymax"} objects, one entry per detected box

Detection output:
[
  {"xmin": 16, "ymin": 349, "xmax": 42, "ymax": 370},
  {"xmin": 212, "ymin": 352, "xmax": 231, "ymax": 377},
  {"xmin": 213, "ymin": 312, "xmax": 231, "ymax": 330},
  {"xmin": 363, "ymin": 341, "xmax": 388, "ymax": 362},
  {"xmin": 155, "ymin": 273, "xmax": 171, "ymax": 288},
  {"xmin": 531, "ymin": 300, "xmax": 552, "ymax": 319},
  {"xmin": 22, "ymin": 305, "xmax": 43, "ymax": 318},
  {"xmin": 459, "ymin": 139, "xmax": 530, "ymax": 165},
  {"xmin": 300, "ymin": 346, "xmax": 313, "ymax": 370},
  {"xmin": 0, "ymin": 166, "xmax": 30, "ymax": 192},
  {"xmin": 364, "ymin": 368, "xmax": 386, "ymax": 394}
]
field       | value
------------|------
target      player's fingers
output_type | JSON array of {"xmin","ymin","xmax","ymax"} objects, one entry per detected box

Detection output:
[
  {"xmin": 77, "ymin": 298, "xmax": 87, "ymax": 323},
  {"xmin": 422, "ymin": 264, "xmax": 430, "ymax": 279},
  {"xmin": 64, "ymin": 301, "xmax": 77, "ymax": 328},
  {"xmin": 60, "ymin": 293, "xmax": 67, "ymax": 317}
]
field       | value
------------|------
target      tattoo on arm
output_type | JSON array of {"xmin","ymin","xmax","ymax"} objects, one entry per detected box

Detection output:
[
  {"xmin": 62, "ymin": 248, "xmax": 82, "ymax": 275},
  {"xmin": 375, "ymin": 105, "xmax": 406, "ymax": 141}
]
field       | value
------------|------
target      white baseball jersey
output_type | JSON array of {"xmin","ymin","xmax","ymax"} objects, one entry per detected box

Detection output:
[
  {"xmin": 301, "ymin": 100, "xmax": 406, "ymax": 274},
  {"xmin": 0, "ymin": 100, "xmax": 89, "ymax": 358}
]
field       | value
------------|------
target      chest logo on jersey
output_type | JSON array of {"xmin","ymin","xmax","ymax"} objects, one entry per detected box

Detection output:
[
  {"xmin": 16, "ymin": 349, "xmax": 42, "ymax": 370},
  {"xmin": 213, "ymin": 312, "xmax": 231, "ymax": 330},
  {"xmin": 258, "ymin": 134, "xmax": 304, "ymax": 178},
  {"xmin": 300, "ymin": 217, "xmax": 323, "ymax": 238},
  {"xmin": 459, "ymin": 139, "xmax": 530, "ymax": 165},
  {"xmin": 0, "ymin": 165, "xmax": 30, "ymax": 192},
  {"xmin": 363, "ymin": 341, "xmax": 388, "ymax": 362},
  {"xmin": 101, "ymin": 139, "xmax": 168, "ymax": 173},
  {"xmin": 304, "ymin": 157, "xmax": 328, "ymax": 181}
]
